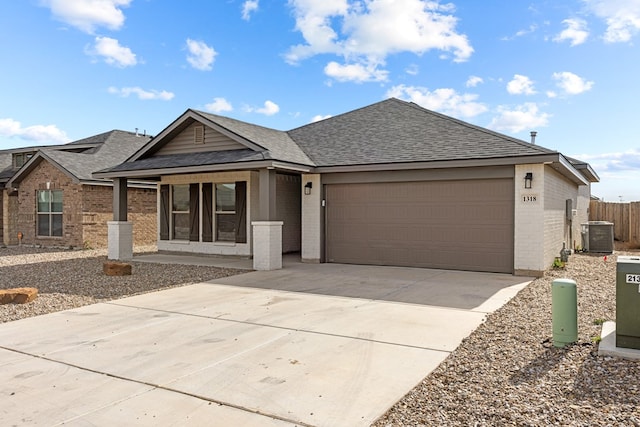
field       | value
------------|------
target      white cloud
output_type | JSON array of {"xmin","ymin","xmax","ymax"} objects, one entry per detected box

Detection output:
[
  {"xmin": 507, "ymin": 74, "xmax": 536, "ymax": 95},
  {"xmin": 286, "ymin": 0, "xmax": 473, "ymax": 83},
  {"xmin": 205, "ymin": 97, "xmax": 233, "ymax": 113},
  {"xmin": 311, "ymin": 114, "xmax": 332, "ymax": 122},
  {"xmin": 0, "ymin": 118, "xmax": 70, "ymax": 144},
  {"xmin": 405, "ymin": 64, "xmax": 419, "ymax": 75},
  {"xmin": 501, "ymin": 24, "xmax": 538, "ymax": 41},
  {"xmin": 108, "ymin": 86, "xmax": 174, "ymax": 100},
  {"xmin": 584, "ymin": 0, "xmax": 640, "ymax": 42},
  {"xmin": 324, "ymin": 61, "xmax": 388, "ymax": 83},
  {"xmin": 553, "ymin": 18, "xmax": 589, "ymax": 46},
  {"xmin": 42, "ymin": 0, "xmax": 131, "ymax": 33},
  {"xmin": 488, "ymin": 103, "xmax": 551, "ymax": 133},
  {"xmin": 466, "ymin": 75, "xmax": 483, "ymax": 88},
  {"xmin": 186, "ymin": 39, "xmax": 216, "ymax": 71},
  {"xmin": 242, "ymin": 0, "xmax": 259, "ymax": 20},
  {"xmin": 246, "ymin": 100, "xmax": 280, "ymax": 116},
  {"xmin": 386, "ymin": 84, "xmax": 488, "ymax": 118},
  {"xmin": 88, "ymin": 36, "xmax": 137, "ymax": 67},
  {"xmin": 552, "ymin": 71, "xmax": 594, "ymax": 95}
]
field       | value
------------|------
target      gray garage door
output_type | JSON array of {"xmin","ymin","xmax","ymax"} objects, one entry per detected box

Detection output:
[{"xmin": 325, "ymin": 179, "xmax": 514, "ymax": 273}]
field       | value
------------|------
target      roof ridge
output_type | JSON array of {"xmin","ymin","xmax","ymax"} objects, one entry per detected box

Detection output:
[
  {"xmin": 288, "ymin": 98, "xmax": 395, "ymax": 133},
  {"xmin": 401, "ymin": 99, "xmax": 557, "ymax": 155}
]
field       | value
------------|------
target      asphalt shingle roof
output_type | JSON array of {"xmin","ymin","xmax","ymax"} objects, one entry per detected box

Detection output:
[
  {"xmin": 287, "ymin": 98, "xmax": 557, "ymax": 167},
  {"xmin": 7, "ymin": 130, "xmax": 150, "ymax": 186},
  {"xmin": 42, "ymin": 130, "xmax": 150, "ymax": 181},
  {"xmin": 107, "ymin": 149, "xmax": 265, "ymax": 172},
  {"xmin": 99, "ymin": 98, "xmax": 569, "ymax": 176}
]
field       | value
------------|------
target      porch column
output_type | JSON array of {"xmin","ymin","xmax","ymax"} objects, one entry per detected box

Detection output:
[
  {"xmin": 108, "ymin": 177, "xmax": 133, "ymax": 261},
  {"xmin": 252, "ymin": 168, "xmax": 282, "ymax": 270}
]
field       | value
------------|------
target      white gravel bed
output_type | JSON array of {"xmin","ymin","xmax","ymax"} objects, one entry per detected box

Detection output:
[
  {"xmin": 374, "ymin": 251, "xmax": 640, "ymax": 427},
  {"xmin": 0, "ymin": 246, "xmax": 246, "ymax": 324}
]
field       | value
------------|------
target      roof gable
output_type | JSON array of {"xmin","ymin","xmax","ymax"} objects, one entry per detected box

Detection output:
[
  {"xmin": 153, "ymin": 121, "xmax": 246, "ymax": 156},
  {"xmin": 128, "ymin": 109, "xmax": 314, "ymax": 167}
]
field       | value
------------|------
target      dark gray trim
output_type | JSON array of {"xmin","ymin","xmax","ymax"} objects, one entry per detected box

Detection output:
[
  {"xmin": 258, "ymin": 169, "xmax": 277, "ymax": 221},
  {"xmin": 189, "ymin": 183, "xmax": 199, "ymax": 241},
  {"xmin": 321, "ymin": 165, "xmax": 514, "ymax": 185},
  {"xmin": 113, "ymin": 178, "xmax": 128, "ymax": 221},
  {"xmin": 93, "ymin": 160, "xmax": 313, "ymax": 180},
  {"xmin": 235, "ymin": 181, "xmax": 247, "ymax": 243},
  {"xmin": 202, "ymin": 183, "xmax": 213, "ymax": 242},
  {"xmin": 159, "ymin": 185, "xmax": 170, "ymax": 240}
]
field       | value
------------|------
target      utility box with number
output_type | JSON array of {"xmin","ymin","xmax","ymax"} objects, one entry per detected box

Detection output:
[{"xmin": 616, "ymin": 256, "xmax": 640, "ymax": 350}]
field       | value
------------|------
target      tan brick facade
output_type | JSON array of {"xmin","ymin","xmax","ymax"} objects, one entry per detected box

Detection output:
[{"xmin": 15, "ymin": 160, "xmax": 156, "ymax": 248}]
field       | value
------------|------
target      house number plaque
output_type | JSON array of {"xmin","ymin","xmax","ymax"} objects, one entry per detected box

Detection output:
[{"xmin": 522, "ymin": 194, "xmax": 539, "ymax": 203}]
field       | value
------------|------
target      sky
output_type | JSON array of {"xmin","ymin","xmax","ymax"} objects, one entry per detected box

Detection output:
[{"xmin": 0, "ymin": 0, "xmax": 639, "ymax": 201}]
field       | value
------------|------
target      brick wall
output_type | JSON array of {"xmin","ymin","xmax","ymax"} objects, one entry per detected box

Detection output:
[
  {"xmin": 3, "ymin": 191, "xmax": 19, "ymax": 245},
  {"xmin": 15, "ymin": 160, "xmax": 157, "ymax": 248},
  {"xmin": 514, "ymin": 164, "xmax": 545, "ymax": 275},
  {"xmin": 82, "ymin": 185, "xmax": 157, "ymax": 248},
  {"xmin": 543, "ymin": 166, "xmax": 579, "ymax": 264},
  {"xmin": 301, "ymin": 173, "xmax": 322, "ymax": 262},
  {"xmin": 17, "ymin": 161, "xmax": 83, "ymax": 247}
]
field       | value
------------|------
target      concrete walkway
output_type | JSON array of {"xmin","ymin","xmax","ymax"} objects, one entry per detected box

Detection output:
[{"xmin": 0, "ymin": 261, "xmax": 531, "ymax": 426}]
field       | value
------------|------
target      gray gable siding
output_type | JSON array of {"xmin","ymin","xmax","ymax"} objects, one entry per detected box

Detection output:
[{"xmin": 155, "ymin": 121, "xmax": 245, "ymax": 156}]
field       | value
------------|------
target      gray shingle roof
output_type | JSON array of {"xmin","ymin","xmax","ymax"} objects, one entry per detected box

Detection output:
[
  {"xmin": 98, "ymin": 98, "xmax": 573, "ymax": 178},
  {"xmin": 43, "ymin": 130, "xmax": 150, "ymax": 181},
  {"xmin": 288, "ymin": 98, "xmax": 556, "ymax": 167},
  {"xmin": 107, "ymin": 149, "xmax": 265, "ymax": 172},
  {"xmin": 8, "ymin": 130, "xmax": 150, "ymax": 186}
]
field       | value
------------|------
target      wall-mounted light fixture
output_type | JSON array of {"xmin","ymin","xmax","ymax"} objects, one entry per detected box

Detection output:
[
  {"xmin": 524, "ymin": 172, "xmax": 533, "ymax": 189},
  {"xmin": 304, "ymin": 181, "xmax": 313, "ymax": 195}
]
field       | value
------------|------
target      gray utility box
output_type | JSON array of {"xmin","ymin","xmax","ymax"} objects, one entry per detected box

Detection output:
[{"xmin": 616, "ymin": 256, "xmax": 640, "ymax": 349}]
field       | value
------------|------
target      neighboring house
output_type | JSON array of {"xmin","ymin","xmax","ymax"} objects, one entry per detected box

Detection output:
[
  {"xmin": 2, "ymin": 130, "xmax": 157, "ymax": 248},
  {"xmin": 95, "ymin": 98, "xmax": 599, "ymax": 276}
]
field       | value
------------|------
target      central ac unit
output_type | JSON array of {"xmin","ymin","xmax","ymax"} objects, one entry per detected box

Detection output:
[{"xmin": 581, "ymin": 221, "xmax": 614, "ymax": 253}]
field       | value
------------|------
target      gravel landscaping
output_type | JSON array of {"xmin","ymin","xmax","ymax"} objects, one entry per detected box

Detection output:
[
  {"xmin": 374, "ymin": 250, "xmax": 640, "ymax": 427},
  {"xmin": 0, "ymin": 245, "xmax": 246, "ymax": 324},
  {"xmin": 2, "ymin": 246, "xmax": 640, "ymax": 426}
]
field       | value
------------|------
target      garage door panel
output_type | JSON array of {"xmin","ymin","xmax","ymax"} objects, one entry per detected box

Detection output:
[{"xmin": 325, "ymin": 180, "xmax": 514, "ymax": 273}]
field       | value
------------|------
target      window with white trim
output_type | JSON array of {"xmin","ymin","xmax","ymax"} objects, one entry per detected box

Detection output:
[
  {"xmin": 215, "ymin": 183, "xmax": 236, "ymax": 241},
  {"xmin": 37, "ymin": 190, "xmax": 63, "ymax": 237},
  {"xmin": 171, "ymin": 184, "xmax": 190, "ymax": 240}
]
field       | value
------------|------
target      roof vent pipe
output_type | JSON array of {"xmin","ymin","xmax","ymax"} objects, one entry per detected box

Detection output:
[
  {"xmin": 530, "ymin": 131, "xmax": 537, "ymax": 144},
  {"xmin": 135, "ymin": 127, "xmax": 139, "ymax": 137}
]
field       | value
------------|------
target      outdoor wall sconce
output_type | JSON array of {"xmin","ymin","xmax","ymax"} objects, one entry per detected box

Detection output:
[
  {"xmin": 304, "ymin": 181, "xmax": 313, "ymax": 195},
  {"xmin": 524, "ymin": 172, "xmax": 533, "ymax": 189}
]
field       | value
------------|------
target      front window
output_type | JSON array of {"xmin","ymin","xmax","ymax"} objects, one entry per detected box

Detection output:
[
  {"xmin": 13, "ymin": 152, "xmax": 34, "ymax": 169},
  {"xmin": 37, "ymin": 190, "xmax": 63, "ymax": 237},
  {"xmin": 216, "ymin": 183, "xmax": 236, "ymax": 241},
  {"xmin": 172, "ymin": 184, "xmax": 190, "ymax": 240}
]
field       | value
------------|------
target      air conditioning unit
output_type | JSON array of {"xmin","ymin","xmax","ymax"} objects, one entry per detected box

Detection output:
[{"xmin": 581, "ymin": 221, "xmax": 614, "ymax": 253}]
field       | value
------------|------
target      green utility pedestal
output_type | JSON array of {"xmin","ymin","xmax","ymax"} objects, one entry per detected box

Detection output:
[
  {"xmin": 616, "ymin": 256, "xmax": 640, "ymax": 349},
  {"xmin": 552, "ymin": 279, "xmax": 578, "ymax": 347}
]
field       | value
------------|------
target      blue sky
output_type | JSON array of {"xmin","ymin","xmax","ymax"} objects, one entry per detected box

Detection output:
[{"xmin": 1, "ymin": 0, "xmax": 639, "ymax": 201}]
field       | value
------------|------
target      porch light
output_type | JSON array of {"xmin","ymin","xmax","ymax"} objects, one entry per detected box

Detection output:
[
  {"xmin": 524, "ymin": 172, "xmax": 533, "ymax": 189},
  {"xmin": 304, "ymin": 181, "xmax": 313, "ymax": 195}
]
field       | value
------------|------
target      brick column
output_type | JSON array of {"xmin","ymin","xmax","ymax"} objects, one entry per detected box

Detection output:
[{"xmin": 252, "ymin": 221, "xmax": 283, "ymax": 270}]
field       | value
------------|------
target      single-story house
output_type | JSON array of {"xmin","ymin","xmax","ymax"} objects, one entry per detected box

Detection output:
[
  {"xmin": 3, "ymin": 130, "xmax": 157, "ymax": 248},
  {"xmin": 94, "ymin": 98, "xmax": 599, "ymax": 276}
]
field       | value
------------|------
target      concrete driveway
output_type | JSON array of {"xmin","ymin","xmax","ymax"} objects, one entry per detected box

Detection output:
[{"xmin": 0, "ymin": 261, "xmax": 530, "ymax": 426}]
